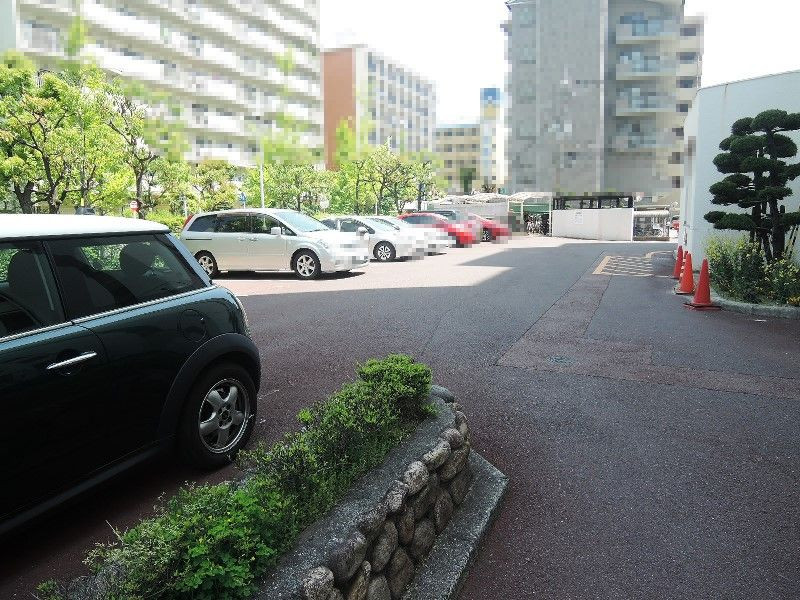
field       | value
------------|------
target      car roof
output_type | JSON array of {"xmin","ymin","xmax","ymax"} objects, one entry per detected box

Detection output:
[
  {"xmin": 0, "ymin": 214, "xmax": 169, "ymax": 240},
  {"xmin": 194, "ymin": 208, "xmax": 300, "ymax": 216}
]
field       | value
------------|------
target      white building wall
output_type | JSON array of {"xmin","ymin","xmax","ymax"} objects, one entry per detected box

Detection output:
[
  {"xmin": 552, "ymin": 208, "xmax": 634, "ymax": 241},
  {"xmin": 679, "ymin": 70, "xmax": 800, "ymax": 265}
]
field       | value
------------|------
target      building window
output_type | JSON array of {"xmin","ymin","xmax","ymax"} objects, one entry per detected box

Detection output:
[
  {"xmin": 672, "ymin": 176, "xmax": 682, "ymax": 189},
  {"xmin": 678, "ymin": 78, "xmax": 696, "ymax": 88},
  {"xmin": 677, "ymin": 103, "xmax": 690, "ymax": 113},
  {"xmin": 669, "ymin": 151, "xmax": 683, "ymax": 164},
  {"xmin": 678, "ymin": 51, "xmax": 697, "ymax": 63},
  {"xmin": 674, "ymin": 126, "xmax": 685, "ymax": 138},
  {"xmin": 681, "ymin": 26, "xmax": 698, "ymax": 37}
]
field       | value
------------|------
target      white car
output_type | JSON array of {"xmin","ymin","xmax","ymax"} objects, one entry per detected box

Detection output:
[
  {"xmin": 180, "ymin": 209, "xmax": 370, "ymax": 280},
  {"xmin": 371, "ymin": 215, "xmax": 452, "ymax": 255},
  {"xmin": 321, "ymin": 215, "xmax": 417, "ymax": 261}
]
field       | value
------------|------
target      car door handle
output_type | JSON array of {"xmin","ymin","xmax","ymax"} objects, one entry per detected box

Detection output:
[{"xmin": 47, "ymin": 351, "xmax": 98, "ymax": 371}]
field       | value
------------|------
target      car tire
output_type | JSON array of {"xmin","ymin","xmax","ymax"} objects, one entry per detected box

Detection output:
[
  {"xmin": 374, "ymin": 242, "xmax": 396, "ymax": 262},
  {"xmin": 481, "ymin": 229, "xmax": 493, "ymax": 242},
  {"xmin": 293, "ymin": 250, "xmax": 321, "ymax": 280},
  {"xmin": 195, "ymin": 251, "xmax": 218, "ymax": 277},
  {"xmin": 178, "ymin": 362, "xmax": 256, "ymax": 468}
]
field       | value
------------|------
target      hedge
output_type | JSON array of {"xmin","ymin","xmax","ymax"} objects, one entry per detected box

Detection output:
[{"xmin": 37, "ymin": 355, "xmax": 433, "ymax": 600}]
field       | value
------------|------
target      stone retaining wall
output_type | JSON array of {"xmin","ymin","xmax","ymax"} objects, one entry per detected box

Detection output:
[
  {"xmin": 257, "ymin": 394, "xmax": 476, "ymax": 600},
  {"xmin": 300, "ymin": 404, "xmax": 472, "ymax": 600}
]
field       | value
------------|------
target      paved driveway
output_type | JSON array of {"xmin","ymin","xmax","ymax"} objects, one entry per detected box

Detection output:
[{"xmin": 1, "ymin": 236, "xmax": 797, "ymax": 599}]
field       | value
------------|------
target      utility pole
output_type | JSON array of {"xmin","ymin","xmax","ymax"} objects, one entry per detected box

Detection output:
[{"xmin": 259, "ymin": 139, "xmax": 265, "ymax": 209}]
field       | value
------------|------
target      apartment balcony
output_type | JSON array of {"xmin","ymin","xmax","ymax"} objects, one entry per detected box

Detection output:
[
  {"xmin": 677, "ymin": 60, "xmax": 700, "ymax": 78},
  {"xmin": 616, "ymin": 21, "xmax": 679, "ymax": 44},
  {"xmin": 612, "ymin": 133, "xmax": 673, "ymax": 152},
  {"xmin": 616, "ymin": 95, "xmax": 677, "ymax": 116},
  {"xmin": 616, "ymin": 59, "xmax": 676, "ymax": 80},
  {"xmin": 676, "ymin": 87, "xmax": 697, "ymax": 103}
]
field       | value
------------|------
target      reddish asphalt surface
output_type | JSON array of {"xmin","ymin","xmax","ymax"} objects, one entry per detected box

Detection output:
[{"xmin": 1, "ymin": 237, "xmax": 798, "ymax": 599}]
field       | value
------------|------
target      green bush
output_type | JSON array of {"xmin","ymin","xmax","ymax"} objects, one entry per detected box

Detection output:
[
  {"xmin": 39, "ymin": 355, "xmax": 432, "ymax": 600},
  {"xmin": 147, "ymin": 211, "xmax": 186, "ymax": 233},
  {"xmin": 763, "ymin": 259, "xmax": 800, "ymax": 304},
  {"xmin": 706, "ymin": 236, "xmax": 765, "ymax": 303},
  {"xmin": 706, "ymin": 235, "xmax": 800, "ymax": 305}
]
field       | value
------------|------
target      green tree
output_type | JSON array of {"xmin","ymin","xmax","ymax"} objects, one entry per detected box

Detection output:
[
  {"xmin": 705, "ymin": 109, "xmax": 800, "ymax": 262},
  {"xmin": 459, "ymin": 166, "xmax": 477, "ymax": 195},
  {"xmin": 191, "ymin": 159, "xmax": 239, "ymax": 212},
  {"xmin": 0, "ymin": 51, "xmax": 39, "ymax": 213},
  {"xmin": 368, "ymin": 144, "xmax": 403, "ymax": 215}
]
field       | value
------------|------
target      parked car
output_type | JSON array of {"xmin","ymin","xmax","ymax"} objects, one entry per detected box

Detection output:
[
  {"xmin": 428, "ymin": 209, "xmax": 484, "ymax": 241},
  {"xmin": 0, "ymin": 215, "xmax": 260, "ymax": 535},
  {"xmin": 468, "ymin": 213, "xmax": 511, "ymax": 242},
  {"xmin": 180, "ymin": 209, "xmax": 370, "ymax": 280},
  {"xmin": 371, "ymin": 215, "xmax": 452, "ymax": 254},
  {"xmin": 321, "ymin": 215, "xmax": 416, "ymax": 261},
  {"xmin": 398, "ymin": 212, "xmax": 477, "ymax": 247}
]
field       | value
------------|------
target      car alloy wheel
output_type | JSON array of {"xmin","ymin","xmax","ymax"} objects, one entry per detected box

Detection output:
[
  {"xmin": 375, "ymin": 242, "xmax": 395, "ymax": 261},
  {"xmin": 481, "ymin": 229, "xmax": 492, "ymax": 242},
  {"xmin": 296, "ymin": 253, "xmax": 317, "ymax": 278},
  {"xmin": 197, "ymin": 378, "xmax": 251, "ymax": 454},
  {"xmin": 195, "ymin": 252, "xmax": 217, "ymax": 276}
]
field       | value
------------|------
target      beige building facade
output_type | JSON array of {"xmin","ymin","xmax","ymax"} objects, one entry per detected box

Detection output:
[
  {"xmin": 322, "ymin": 44, "xmax": 435, "ymax": 168},
  {"xmin": 0, "ymin": 0, "xmax": 323, "ymax": 167},
  {"xmin": 435, "ymin": 87, "xmax": 506, "ymax": 194}
]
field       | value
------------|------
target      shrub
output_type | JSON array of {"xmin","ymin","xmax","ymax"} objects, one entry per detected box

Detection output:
[
  {"xmin": 763, "ymin": 259, "xmax": 800, "ymax": 304},
  {"xmin": 147, "ymin": 211, "xmax": 186, "ymax": 233},
  {"xmin": 39, "ymin": 355, "xmax": 432, "ymax": 600},
  {"xmin": 706, "ymin": 236, "xmax": 765, "ymax": 303}
]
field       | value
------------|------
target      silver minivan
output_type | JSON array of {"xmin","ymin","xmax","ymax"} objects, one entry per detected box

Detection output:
[{"xmin": 180, "ymin": 209, "xmax": 370, "ymax": 280}]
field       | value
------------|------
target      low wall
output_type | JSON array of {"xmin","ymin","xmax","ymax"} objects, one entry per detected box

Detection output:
[
  {"xmin": 552, "ymin": 208, "xmax": 634, "ymax": 241},
  {"xmin": 256, "ymin": 394, "xmax": 496, "ymax": 600}
]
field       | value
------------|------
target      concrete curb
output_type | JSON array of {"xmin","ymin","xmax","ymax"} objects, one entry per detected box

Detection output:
[
  {"xmin": 711, "ymin": 292, "xmax": 800, "ymax": 320},
  {"xmin": 402, "ymin": 451, "xmax": 508, "ymax": 600}
]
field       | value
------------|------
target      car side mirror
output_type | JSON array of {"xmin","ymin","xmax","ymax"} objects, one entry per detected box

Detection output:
[
  {"xmin": 357, "ymin": 226, "xmax": 368, "ymax": 236},
  {"xmin": 270, "ymin": 226, "xmax": 282, "ymax": 236}
]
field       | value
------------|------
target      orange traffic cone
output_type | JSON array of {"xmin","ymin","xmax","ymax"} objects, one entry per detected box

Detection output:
[
  {"xmin": 674, "ymin": 252, "xmax": 695, "ymax": 295},
  {"xmin": 672, "ymin": 246, "xmax": 684, "ymax": 279},
  {"xmin": 686, "ymin": 259, "xmax": 720, "ymax": 310}
]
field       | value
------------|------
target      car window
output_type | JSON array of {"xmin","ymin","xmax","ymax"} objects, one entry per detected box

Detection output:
[
  {"xmin": 320, "ymin": 219, "xmax": 337, "ymax": 229},
  {"xmin": 47, "ymin": 235, "xmax": 206, "ymax": 320},
  {"xmin": 188, "ymin": 215, "xmax": 216, "ymax": 232},
  {"xmin": 216, "ymin": 214, "xmax": 250, "ymax": 233},
  {"xmin": 416, "ymin": 215, "xmax": 437, "ymax": 224},
  {"xmin": 0, "ymin": 242, "xmax": 64, "ymax": 338},
  {"xmin": 403, "ymin": 215, "xmax": 421, "ymax": 224},
  {"xmin": 252, "ymin": 214, "xmax": 292, "ymax": 235},
  {"xmin": 340, "ymin": 219, "xmax": 367, "ymax": 233}
]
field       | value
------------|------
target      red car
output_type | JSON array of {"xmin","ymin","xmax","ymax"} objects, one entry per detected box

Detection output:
[
  {"xmin": 398, "ymin": 212, "xmax": 477, "ymax": 247},
  {"xmin": 469, "ymin": 214, "xmax": 511, "ymax": 242}
]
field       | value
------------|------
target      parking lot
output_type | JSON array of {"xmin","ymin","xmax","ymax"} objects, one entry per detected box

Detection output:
[{"xmin": 2, "ymin": 235, "xmax": 798, "ymax": 599}]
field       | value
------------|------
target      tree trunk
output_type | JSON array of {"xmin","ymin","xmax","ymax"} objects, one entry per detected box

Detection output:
[
  {"xmin": 768, "ymin": 199, "xmax": 784, "ymax": 260},
  {"xmin": 13, "ymin": 182, "xmax": 36, "ymax": 214}
]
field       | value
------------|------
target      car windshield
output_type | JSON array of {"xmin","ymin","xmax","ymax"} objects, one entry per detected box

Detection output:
[
  {"xmin": 436, "ymin": 212, "xmax": 458, "ymax": 221},
  {"xmin": 375, "ymin": 217, "xmax": 405, "ymax": 230},
  {"xmin": 361, "ymin": 218, "xmax": 395, "ymax": 232},
  {"xmin": 274, "ymin": 211, "xmax": 330, "ymax": 233}
]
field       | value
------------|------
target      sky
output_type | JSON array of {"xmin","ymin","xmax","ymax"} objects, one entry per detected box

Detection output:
[{"xmin": 320, "ymin": 0, "xmax": 800, "ymax": 125}]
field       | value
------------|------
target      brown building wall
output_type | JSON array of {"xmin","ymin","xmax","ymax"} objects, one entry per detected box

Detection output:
[{"xmin": 323, "ymin": 48, "xmax": 357, "ymax": 169}]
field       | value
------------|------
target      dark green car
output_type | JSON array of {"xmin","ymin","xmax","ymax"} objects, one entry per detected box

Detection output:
[{"xmin": 0, "ymin": 215, "xmax": 260, "ymax": 535}]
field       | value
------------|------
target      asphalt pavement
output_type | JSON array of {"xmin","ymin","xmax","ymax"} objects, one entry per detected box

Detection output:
[{"xmin": 1, "ymin": 236, "xmax": 797, "ymax": 599}]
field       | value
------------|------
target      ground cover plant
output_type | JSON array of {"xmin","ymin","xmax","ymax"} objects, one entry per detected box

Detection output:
[
  {"xmin": 706, "ymin": 235, "xmax": 800, "ymax": 305},
  {"xmin": 37, "ymin": 354, "xmax": 433, "ymax": 600}
]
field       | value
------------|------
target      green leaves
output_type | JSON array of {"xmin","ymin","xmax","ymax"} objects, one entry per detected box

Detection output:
[
  {"xmin": 44, "ymin": 356, "xmax": 434, "ymax": 600},
  {"xmin": 708, "ymin": 108, "xmax": 800, "ymax": 261}
]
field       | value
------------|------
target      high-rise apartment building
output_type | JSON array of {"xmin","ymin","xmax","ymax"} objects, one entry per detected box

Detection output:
[
  {"xmin": 0, "ymin": 0, "xmax": 323, "ymax": 167},
  {"xmin": 435, "ymin": 87, "xmax": 507, "ymax": 194},
  {"xmin": 322, "ymin": 45, "xmax": 435, "ymax": 168},
  {"xmin": 504, "ymin": 0, "xmax": 704, "ymax": 207}
]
